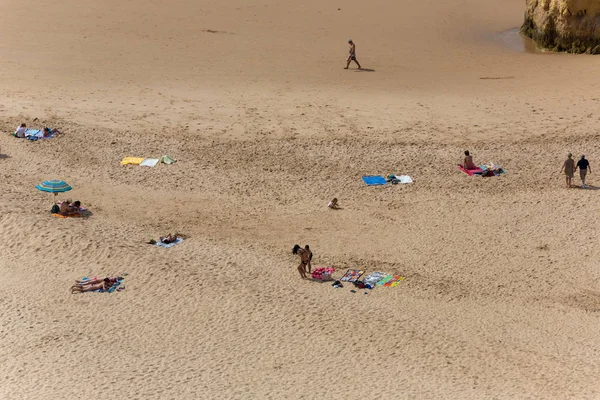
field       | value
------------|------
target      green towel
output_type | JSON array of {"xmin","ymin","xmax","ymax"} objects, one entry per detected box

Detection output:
[{"xmin": 160, "ymin": 155, "xmax": 176, "ymax": 164}]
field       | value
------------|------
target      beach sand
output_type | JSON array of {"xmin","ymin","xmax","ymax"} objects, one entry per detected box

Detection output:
[{"xmin": 0, "ymin": 0, "xmax": 599, "ymax": 399}]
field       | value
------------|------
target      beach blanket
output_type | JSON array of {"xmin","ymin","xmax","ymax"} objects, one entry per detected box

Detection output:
[
  {"xmin": 155, "ymin": 237, "xmax": 183, "ymax": 248},
  {"xmin": 362, "ymin": 175, "xmax": 387, "ymax": 186},
  {"xmin": 458, "ymin": 165, "xmax": 483, "ymax": 176},
  {"xmin": 160, "ymin": 155, "xmax": 176, "ymax": 164},
  {"xmin": 376, "ymin": 275, "xmax": 393, "ymax": 286},
  {"xmin": 396, "ymin": 175, "xmax": 413, "ymax": 184},
  {"xmin": 120, "ymin": 157, "xmax": 145, "ymax": 165},
  {"xmin": 140, "ymin": 158, "xmax": 160, "ymax": 167},
  {"xmin": 479, "ymin": 163, "xmax": 506, "ymax": 176},
  {"xmin": 363, "ymin": 271, "xmax": 387, "ymax": 286},
  {"xmin": 384, "ymin": 275, "xmax": 405, "ymax": 287},
  {"xmin": 78, "ymin": 277, "xmax": 125, "ymax": 293},
  {"xmin": 24, "ymin": 129, "xmax": 57, "ymax": 140},
  {"xmin": 388, "ymin": 174, "xmax": 413, "ymax": 184},
  {"xmin": 340, "ymin": 269, "xmax": 365, "ymax": 282},
  {"xmin": 52, "ymin": 213, "xmax": 83, "ymax": 218},
  {"xmin": 311, "ymin": 267, "xmax": 335, "ymax": 281}
]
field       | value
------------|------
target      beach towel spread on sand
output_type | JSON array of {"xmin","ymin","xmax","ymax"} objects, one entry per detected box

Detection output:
[
  {"xmin": 120, "ymin": 157, "xmax": 145, "ymax": 165},
  {"xmin": 340, "ymin": 269, "xmax": 365, "ymax": 282},
  {"xmin": 363, "ymin": 271, "xmax": 387, "ymax": 286},
  {"xmin": 78, "ymin": 277, "xmax": 125, "ymax": 293},
  {"xmin": 362, "ymin": 175, "xmax": 387, "ymax": 186},
  {"xmin": 140, "ymin": 158, "xmax": 160, "ymax": 167},
  {"xmin": 311, "ymin": 267, "xmax": 335, "ymax": 281},
  {"xmin": 458, "ymin": 165, "xmax": 484, "ymax": 176},
  {"xmin": 479, "ymin": 163, "xmax": 506, "ymax": 176},
  {"xmin": 160, "ymin": 155, "xmax": 176, "ymax": 164},
  {"xmin": 376, "ymin": 275, "xmax": 393, "ymax": 286},
  {"xmin": 155, "ymin": 237, "xmax": 184, "ymax": 248},
  {"xmin": 383, "ymin": 275, "xmax": 405, "ymax": 287}
]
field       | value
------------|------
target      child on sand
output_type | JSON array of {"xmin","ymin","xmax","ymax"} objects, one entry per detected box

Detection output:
[{"xmin": 328, "ymin": 198, "xmax": 340, "ymax": 209}]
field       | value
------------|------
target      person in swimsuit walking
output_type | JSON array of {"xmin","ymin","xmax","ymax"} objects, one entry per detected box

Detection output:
[
  {"xmin": 560, "ymin": 153, "xmax": 575, "ymax": 188},
  {"xmin": 345, "ymin": 39, "xmax": 361, "ymax": 69},
  {"xmin": 292, "ymin": 244, "xmax": 313, "ymax": 279}
]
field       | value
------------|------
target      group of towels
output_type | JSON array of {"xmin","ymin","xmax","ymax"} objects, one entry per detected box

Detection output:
[
  {"xmin": 313, "ymin": 268, "xmax": 404, "ymax": 289},
  {"xmin": 121, "ymin": 155, "xmax": 176, "ymax": 167},
  {"xmin": 362, "ymin": 173, "xmax": 413, "ymax": 186}
]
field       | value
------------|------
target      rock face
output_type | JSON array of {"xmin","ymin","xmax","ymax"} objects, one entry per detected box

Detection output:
[{"xmin": 521, "ymin": 0, "xmax": 600, "ymax": 53}]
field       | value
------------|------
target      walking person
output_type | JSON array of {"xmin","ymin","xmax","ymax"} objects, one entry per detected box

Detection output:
[
  {"xmin": 344, "ymin": 39, "xmax": 362, "ymax": 70},
  {"xmin": 575, "ymin": 155, "xmax": 591, "ymax": 188},
  {"xmin": 560, "ymin": 153, "xmax": 575, "ymax": 188}
]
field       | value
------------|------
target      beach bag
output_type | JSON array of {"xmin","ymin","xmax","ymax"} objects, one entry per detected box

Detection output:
[{"xmin": 50, "ymin": 204, "xmax": 60, "ymax": 214}]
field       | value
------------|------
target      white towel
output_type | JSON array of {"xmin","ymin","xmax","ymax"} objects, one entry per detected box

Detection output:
[{"xmin": 140, "ymin": 158, "xmax": 160, "ymax": 167}]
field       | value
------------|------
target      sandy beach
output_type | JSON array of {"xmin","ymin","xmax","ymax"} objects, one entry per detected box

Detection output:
[{"xmin": 0, "ymin": 0, "xmax": 599, "ymax": 399}]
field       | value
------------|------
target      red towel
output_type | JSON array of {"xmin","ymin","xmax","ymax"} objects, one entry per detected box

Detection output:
[{"xmin": 458, "ymin": 165, "xmax": 483, "ymax": 176}]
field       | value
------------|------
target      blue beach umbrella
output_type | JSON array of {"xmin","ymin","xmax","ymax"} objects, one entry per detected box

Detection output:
[{"xmin": 36, "ymin": 180, "xmax": 72, "ymax": 204}]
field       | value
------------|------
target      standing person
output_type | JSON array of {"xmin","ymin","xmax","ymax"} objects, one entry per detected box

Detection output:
[
  {"xmin": 304, "ymin": 245, "xmax": 313, "ymax": 274},
  {"xmin": 344, "ymin": 39, "xmax": 362, "ymax": 70},
  {"xmin": 560, "ymin": 153, "xmax": 575, "ymax": 188},
  {"xmin": 575, "ymin": 155, "xmax": 591, "ymax": 188},
  {"xmin": 292, "ymin": 244, "xmax": 312, "ymax": 279}
]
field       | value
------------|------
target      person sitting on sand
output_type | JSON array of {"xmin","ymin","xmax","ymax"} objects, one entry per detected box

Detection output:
[
  {"xmin": 42, "ymin": 127, "xmax": 62, "ymax": 137},
  {"xmin": 71, "ymin": 277, "xmax": 122, "ymax": 293},
  {"xmin": 560, "ymin": 153, "xmax": 575, "ymax": 188},
  {"xmin": 328, "ymin": 198, "xmax": 340, "ymax": 209},
  {"xmin": 59, "ymin": 200, "xmax": 72, "ymax": 215},
  {"xmin": 15, "ymin": 123, "xmax": 27, "ymax": 138},
  {"xmin": 292, "ymin": 244, "xmax": 313, "ymax": 279},
  {"xmin": 161, "ymin": 233, "xmax": 179, "ymax": 244},
  {"xmin": 463, "ymin": 150, "xmax": 477, "ymax": 170}
]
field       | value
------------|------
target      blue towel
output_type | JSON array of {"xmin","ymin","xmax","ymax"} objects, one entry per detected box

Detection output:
[
  {"xmin": 25, "ymin": 129, "xmax": 57, "ymax": 140},
  {"xmin": 155, "ymin": 237, "xmax": 183, "ymax": 248},
  {"xmin": 362, "ymin": 175, "xmax": 387, "ymax": 186},
  {"xmin": 25, "ymin": 129, "xmax": 41, "ymax": 136}
]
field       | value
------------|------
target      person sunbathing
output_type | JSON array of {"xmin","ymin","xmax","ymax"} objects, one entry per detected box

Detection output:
[
  {"xmin": 71, "ymin": 277, "xmax": 122, "ymax": 293},
  {"xmin": 74, "ymin": 276, "xmax": 122, "ymax": 285},
  {"xmin": 463, "ymin": 150, "xmax": 477, "ymax": 170},
  {"xmin": 59, "ymin": 200, "xmax": 71, "ymax": 215},
  {"xmin": 69, "ymin": 200, "xmax": 83, "ymax": 214},
  {"xmin": 160, "ymin": 233, "xmax": 179, "ymax": 244},
  {"xmin": 42, "ymin": 127, "xmax": 62, "ymax": 137}
]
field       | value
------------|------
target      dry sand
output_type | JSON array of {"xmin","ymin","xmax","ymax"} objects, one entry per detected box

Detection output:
[{"xmin": 0, "ymin": 0, "xmax": 599, "ymax": 399}]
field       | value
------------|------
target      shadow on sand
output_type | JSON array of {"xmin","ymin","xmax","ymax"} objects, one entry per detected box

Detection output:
[
  {"xmin": 354, "ymin": 68, "xmax": 375, "ymax": 72},
  {"xmin": 0, "ymin": 154, "xmax": 10, "ymax": 159},
  {"xmin": 572, "ymin": 185, "xmax": 600, "ymax": 191}
]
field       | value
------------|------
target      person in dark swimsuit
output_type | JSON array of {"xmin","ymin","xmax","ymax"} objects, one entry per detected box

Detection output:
[
  {"xmin": 345, "ymin": 39, "xmax": 362, "ymax": 69},
  {"xmin": 292, "ymin": 244, "xmax": 313, "ymax": 278}
]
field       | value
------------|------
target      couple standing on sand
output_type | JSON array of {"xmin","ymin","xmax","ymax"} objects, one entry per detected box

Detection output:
[
  {"xmin": 292, "ymin": 244, "xmax": 313, "ymax": 279},
  {"xmin": 561, "ymin": 154, "xmax": 591, "ymax": 189}
]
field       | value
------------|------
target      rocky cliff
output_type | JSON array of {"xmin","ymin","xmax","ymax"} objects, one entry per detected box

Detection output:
[{"xmin": 521, "ymin": 0, "xmax": 600, "ymax": 53}]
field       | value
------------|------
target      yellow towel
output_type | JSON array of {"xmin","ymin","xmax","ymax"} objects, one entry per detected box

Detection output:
[{"xmin": 120, "ymin": 157, "xmax": 145, "ymax": 165}]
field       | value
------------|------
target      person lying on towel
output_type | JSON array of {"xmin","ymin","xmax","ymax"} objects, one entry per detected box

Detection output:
[
  {"xmin": 71, "ymin": 276, "xmax": 123, "ymax": 293},
  {"xmin": 59, "ymin": 200, "xmax": 84, "ymax": 216},
  {"xmin": 42, "ymin": 127, "xmax": 63, "ymax": 137},
  {"xmin": 463, "ymin": 150, "xmax": 477, "ymax": 170},
  {"xmin": 148, "ymin": 233, "xmax": 180, "ymax": 245}
]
